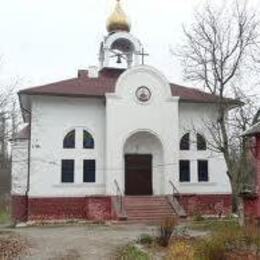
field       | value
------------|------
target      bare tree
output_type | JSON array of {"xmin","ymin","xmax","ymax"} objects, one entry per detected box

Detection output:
[
  {"xmin": 174, "ymin": 1, "xmax": 260, "ymax": 212},
  {"xmin": 0, "ymin": 85, "xmax": 21, "ymax": 168}
]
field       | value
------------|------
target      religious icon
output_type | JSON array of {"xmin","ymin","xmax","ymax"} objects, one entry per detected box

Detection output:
[{"xmin": 136, "ymin": 86, "xmax": 151, "ymax": 102}]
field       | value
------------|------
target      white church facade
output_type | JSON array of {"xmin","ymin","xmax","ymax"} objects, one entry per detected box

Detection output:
[{"xmin": 11, "ymin": 1, "xmax": 233, "ymax": 222}]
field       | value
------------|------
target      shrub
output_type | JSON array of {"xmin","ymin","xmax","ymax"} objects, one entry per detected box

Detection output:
[
  {"xmin": 116, "ymin": 244, "xmax": 150, "ymax": 260},
  {"xmin": 138, "ymin": 234, "xmax": 154, "ymax": 245},
  {"xmin": 194, "ymin": 236, "xmax": 226, "ymax": 260},
  {"xmin": 158, "ymin": 216, "xmax": 178, "ymax": 247},
  {"xmin": 193, "ymin": 220, "xmax": 260, "ymax": 259},
  {"xmin": 192, "ymin": 211, "xmax": 204, "ymax": 222},
  {"xmin": 167, "ymin": 240, "xmax": 194, "ymax": 260}
]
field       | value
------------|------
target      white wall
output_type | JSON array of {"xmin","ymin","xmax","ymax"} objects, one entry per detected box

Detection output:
[
  {"xmin": 13, "ymin": 66, "xmax": 231, "ymax": 198},
  {"xmin": 29, "ymin": 96, "xmax": 106, "ymax": 197},
  {"xmin": 106, "ymin": 65, "xmax": 179, "ymax": 195},
  {"xmin": 11, "ymin": 140, "xmax": 29, "ymax": 195},
  {"xmin": 178, "ymin": 103, "xmax": 231, "ymax": 194}
]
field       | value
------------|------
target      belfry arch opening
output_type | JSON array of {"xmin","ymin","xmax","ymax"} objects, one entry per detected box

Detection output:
[{"xmin": 123, "ymin": 131, "xmax": 164, "ymax": 195}]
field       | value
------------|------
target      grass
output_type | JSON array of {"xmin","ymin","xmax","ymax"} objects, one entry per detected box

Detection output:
[
  {"xmin": 188, "ymin": 218, "xmax": 239, "ymax": 232},
  {"xmin": 170, "ymin": 219, "xmax": 260, "ymax": 260},
  {"xmin": 0, "ymin": 210, "xmax": 10, "ymax": 224},
  {"xmin": 116, "ymin": 244, "xmax": 150, "ymax": 260}
]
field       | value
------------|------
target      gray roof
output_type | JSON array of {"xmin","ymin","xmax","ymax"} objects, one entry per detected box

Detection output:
[{"xmin": 242, "ymin": 121, "xmax": 260, "ymax": 136}]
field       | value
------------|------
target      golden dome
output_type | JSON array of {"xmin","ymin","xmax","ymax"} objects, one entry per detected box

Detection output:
[{"xmin": 106, "ymin": 0, "xmax": 131, "ymax": 33}]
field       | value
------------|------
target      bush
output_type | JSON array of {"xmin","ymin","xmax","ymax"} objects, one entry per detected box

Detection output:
[
  {"xmin": 194, "ymin": 236, "xmax": 226, "ymax": 260},
  {"xmin": 193, "ymin": 220, "xmax": 260, "ymax": 259},
  {"xmin": 158, "ymin": 216, "xmax": 178, "ymax": 247},
  {"xmin": 116, "ymin": 244, "xmax": 150, "ymax": 260},
  {"xmin": 167, "ymin": 240, "xmax": 195, "ymax": 260},
  {"xmin": 138, "ymin": 234, "xmax": 154, "ymax": 245}
]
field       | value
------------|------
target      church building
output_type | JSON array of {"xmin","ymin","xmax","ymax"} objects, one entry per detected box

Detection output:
[{"xmin": 11, "ymin": 0, "xmax": 233, "ymax": 223}]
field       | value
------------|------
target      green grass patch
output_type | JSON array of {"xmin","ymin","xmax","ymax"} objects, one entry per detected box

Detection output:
[
  {"xmin": 188, "ymin": 219, "xmax": 239, "ymax": 232},
  {"xmin": 0, "ymin": 210, "xmax": 10, "ymax": 224},
  {"xmin": 116, "ymin": 244, "xmax": 150, "ymax": 260}
]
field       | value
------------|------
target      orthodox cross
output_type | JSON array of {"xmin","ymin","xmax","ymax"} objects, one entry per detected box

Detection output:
[{"xmin": 138, "ymin": 48, "xmax": 149, "ymax": 65}]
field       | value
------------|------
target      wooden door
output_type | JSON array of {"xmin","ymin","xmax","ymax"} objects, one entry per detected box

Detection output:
[{"xmin": 125, "ymin": 154, "xmax": 152, "ymax": 195}]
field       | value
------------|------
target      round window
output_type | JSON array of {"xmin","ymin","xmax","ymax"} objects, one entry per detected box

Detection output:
[{"xmin": 135, "ymin": 86, "xmax": 152, "ymax": 102}]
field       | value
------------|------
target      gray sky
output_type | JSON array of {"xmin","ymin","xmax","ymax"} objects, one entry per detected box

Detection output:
[{"xmin": 0, "ymin": 0, "xmax": 260, "ymax": 98}]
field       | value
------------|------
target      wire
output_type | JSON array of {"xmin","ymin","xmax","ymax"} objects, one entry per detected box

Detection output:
[{"xmin": 11, "ymin": 153, "xmax": 225, "ymax": 173}]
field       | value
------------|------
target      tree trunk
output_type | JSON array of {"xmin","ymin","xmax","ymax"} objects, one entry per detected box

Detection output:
[{"xmin": 230, "ymin": 177, "xmax": 239, "ymax": 213}]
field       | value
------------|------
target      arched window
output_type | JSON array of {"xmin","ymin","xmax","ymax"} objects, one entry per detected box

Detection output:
[
  {"xmin": 180, "ymin": 133, "xmax": 190, "ymax": 150},
  {"xmin": 197, "ymin": 133, "xmax": 207, "ymax": 150},
  {"xmin": 83, "ymin": 130, "xmax": 94, "ymax": 149},
  {"xmin": 63, "ymin": 130, "xmax": 75, "ymax": 149}
]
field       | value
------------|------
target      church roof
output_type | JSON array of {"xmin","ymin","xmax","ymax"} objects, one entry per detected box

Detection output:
[{"xmin": 19, "ymin": 68, "xmax": 238, "ymax": 104}]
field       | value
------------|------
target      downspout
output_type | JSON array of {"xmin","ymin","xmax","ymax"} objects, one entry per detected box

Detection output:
[
  {"xmin": 25, "ymin": 111, "xmax": 31, "ymax": 222},
  {"xmin": 19, "ymin": 94, "xmax": 32, "ymax": 222}
]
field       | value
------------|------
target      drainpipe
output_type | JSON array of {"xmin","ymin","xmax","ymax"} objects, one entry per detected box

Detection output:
[{"xmin": 19, "ymin": 101, "xmax": 32, "ymax": 222}]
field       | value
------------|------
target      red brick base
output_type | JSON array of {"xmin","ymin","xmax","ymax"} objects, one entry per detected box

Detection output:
[
  {"xmin": 179, "ymin": 194, "xmax": 232, "ymax": 216},
  {"xmin": 11, "ymin": 195, "xmax": 28, "ymax": 222},
  {"xmin": 243, "ymin": 197, "xmax": 260, "ymax": 220},
  {"xmin": 12, "ymin": 194, "xmax": 232, "ymax": 222},
  {"xmin": 12, "ymin": 196, "xmax": 113, "ymax": 222}
]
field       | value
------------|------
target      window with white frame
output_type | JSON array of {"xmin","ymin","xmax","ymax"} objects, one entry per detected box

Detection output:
[{"xmin": 61, "ymin": 128, "xmax": 96, "ymax": 183}]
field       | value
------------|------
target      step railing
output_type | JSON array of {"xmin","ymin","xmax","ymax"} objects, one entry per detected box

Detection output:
[
  {"xmin": 168, "ymin": 180, "xmax": 187, "ymax": 218},
  {"xmin": 169, "ymin": 180, "xmax": 181, "ymax": 199},
  {"xmin": 114, "ymin": 179, "xmax": 124, "ymax": 214}
]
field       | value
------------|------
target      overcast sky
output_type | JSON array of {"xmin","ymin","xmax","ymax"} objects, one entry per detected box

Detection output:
[{"xmin": 0, "ymin": 0, "xmax": 260, "ymax": 99}]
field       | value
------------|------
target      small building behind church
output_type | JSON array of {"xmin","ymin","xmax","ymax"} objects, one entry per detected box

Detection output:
[{"xmin": 11, "ymin": 1, "xmax": 234, "ymax": 223}]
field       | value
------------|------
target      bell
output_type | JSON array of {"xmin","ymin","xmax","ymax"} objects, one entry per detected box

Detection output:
[{"xmin": 116, "ymin": 55, "xmax": 122, "ymax": 64}]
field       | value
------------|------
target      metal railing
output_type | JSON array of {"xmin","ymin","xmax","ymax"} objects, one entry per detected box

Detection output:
[
  {"xmin": 169, "ymin": 180, "xmax": 181, "ymax": 199},
  {"xmin": 114, "ymin": 179, "xmax": 124, "ymax": 213},
  {"xmin": 168, "ymin": 180, "xmax": 187, "ymax": 217}
]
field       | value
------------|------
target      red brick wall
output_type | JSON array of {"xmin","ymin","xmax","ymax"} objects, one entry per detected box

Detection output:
[
  {"xmin": 88, "ymin": 197, "xmax": 112, "ymax": 220},
  {"xmin": 244, "ymin": 135, "xmax": 260, "ymax": 219},
  {"xmin": 11, "ymin": 195, "xmax": 28, "ymax": 222},
  {"xmin": 179, "ymin": 194, "xmax": 232, "ymax": 216},
  {"xmin": 28, "ymin": 197, "xmax": 87, "ymax": 221},
  {"xmin": 12, "ymin": 196, "xmax": 113, "ymax": 222},
  {"xmin": 12, "ymin": 194, "xmax": 232, "ymax": 222}
]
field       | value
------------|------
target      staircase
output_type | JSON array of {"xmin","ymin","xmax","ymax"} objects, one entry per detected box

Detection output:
[{"xmin": 123, "ymin": 196, "xmax": 179, "ymax": 224}]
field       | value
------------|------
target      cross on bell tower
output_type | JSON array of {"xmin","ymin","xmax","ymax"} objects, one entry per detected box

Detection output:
[{"xmin": 138, "ymin": 48, "xmax": 149, "ymax": 65}]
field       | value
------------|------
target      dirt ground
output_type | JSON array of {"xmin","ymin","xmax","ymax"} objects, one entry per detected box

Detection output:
[{"xmin": 1, "ymin": 223, "xmax": 157, "ymax": 259}]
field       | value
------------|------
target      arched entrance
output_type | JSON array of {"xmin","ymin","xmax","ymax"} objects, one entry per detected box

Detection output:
[{"xmin": 123, "ymin": 131, "xmax": 163, "ymax": 195}]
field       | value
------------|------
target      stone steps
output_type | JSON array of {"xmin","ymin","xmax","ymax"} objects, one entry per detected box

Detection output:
[{"xmin": 123, "ymin": 196, "xmax": 176, "ymax": 224}]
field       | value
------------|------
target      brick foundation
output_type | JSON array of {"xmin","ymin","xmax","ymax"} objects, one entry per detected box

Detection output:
[
  {"xmin": 179, "ymin": 194, "xmax": 232, "ymax": 216},
  {"xmin": 11, "ymin": 195, "xmax": 28, "ymax": 222},
  {"xmin": 12, "ymin": 196, "xmax": 113, "ymax": 222},
  {"xmin": 243, "ymin": 135, "xmax": 260, "ymax": 220},
  {"xmin": 12, "ymin": 194, "xmax": 232, "ymax": 223}
]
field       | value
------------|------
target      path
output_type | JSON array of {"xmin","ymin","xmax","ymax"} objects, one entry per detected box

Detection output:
[{"xmin": 7, "ymin": 224, "xmax": 156, "ymax": 259}]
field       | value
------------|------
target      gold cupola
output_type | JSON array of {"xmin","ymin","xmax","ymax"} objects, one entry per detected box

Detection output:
[{"xmin": 106, "ymin": 0, "xmax": 131, "ymax": 33}]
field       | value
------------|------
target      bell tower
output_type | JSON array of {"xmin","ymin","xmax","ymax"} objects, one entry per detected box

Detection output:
[{"xmin": 99, "ymin": 0, "xmax": 143, "ymax": 69}]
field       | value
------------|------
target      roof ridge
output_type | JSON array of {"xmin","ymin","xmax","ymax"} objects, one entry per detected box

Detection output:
[{"xmin": 18, "ymin": 68, "xmax": 238, "ymax": 105}]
